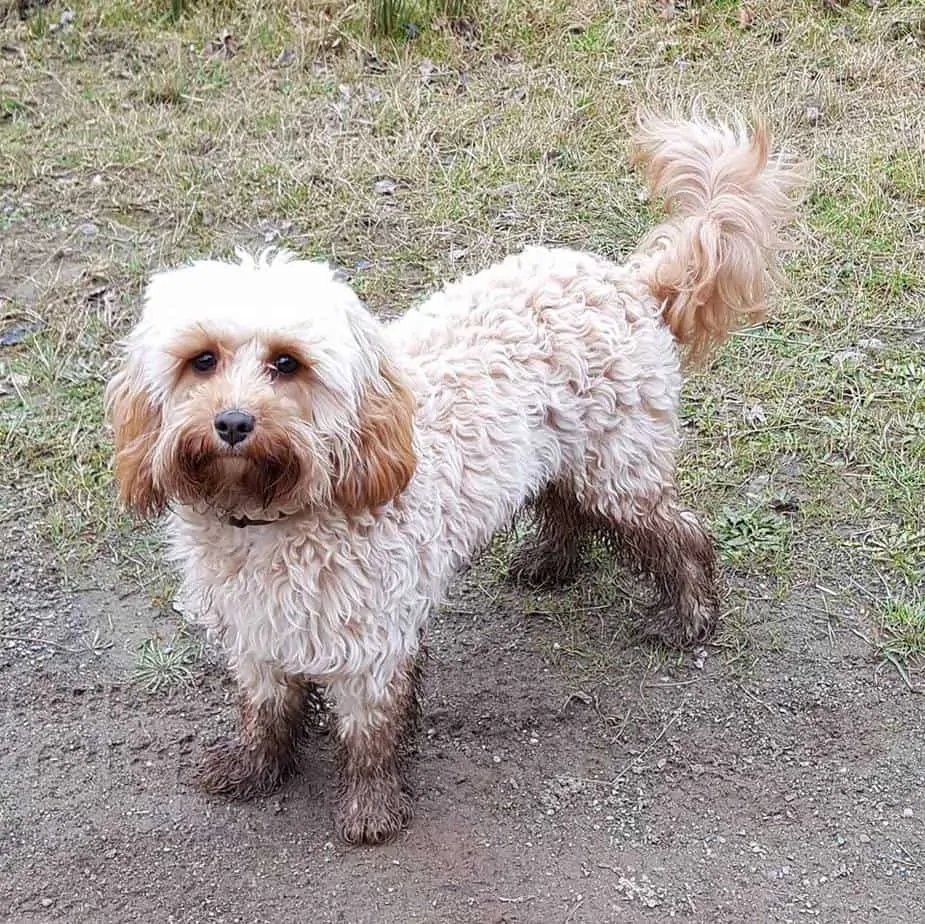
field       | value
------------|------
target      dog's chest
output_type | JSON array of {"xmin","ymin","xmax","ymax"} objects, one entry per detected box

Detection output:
[{"xmin": 175, "ymin": 520, "xmax": 420, "ymax": 677}]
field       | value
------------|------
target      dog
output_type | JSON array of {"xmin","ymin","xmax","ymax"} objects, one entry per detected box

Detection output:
[{"xmin": 106, "ymin": 110, "xmax": 803, "ymax": 845}]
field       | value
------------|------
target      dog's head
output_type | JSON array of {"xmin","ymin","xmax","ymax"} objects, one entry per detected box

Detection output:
[{"xmin": 105, "ymin": 250, "xmax": 416, "ymax": 520}]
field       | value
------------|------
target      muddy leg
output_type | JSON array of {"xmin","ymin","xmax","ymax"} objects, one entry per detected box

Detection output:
[
  {"xmin": 613, "ymin": 496, "xmax": 719, "ymax": 648},
  {"xmin": 509, "ymin": 485, "xmax": 590, "ymax": 588},
  {"xmin": 197, "ymin": 669, "xmax": 321, "ymax": 799},
  {"xmin": 331, "ymin": 652, "xmax": 424, "ymax": 846}
]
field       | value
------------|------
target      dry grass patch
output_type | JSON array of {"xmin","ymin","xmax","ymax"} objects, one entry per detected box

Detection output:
[{"xmin": 0, "ymin": 0, "xmax": 922, "ymax": 670}]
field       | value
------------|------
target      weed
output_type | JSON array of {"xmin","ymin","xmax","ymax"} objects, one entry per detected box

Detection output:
[
  {"xmin": 865, "ymin": 523, "xmax": 925, "ymax": 586},
  {"xmin": 131, "ymin": 630, "xmax": 203, "ymax": 693},
  {"xmin": 711, "ymin": 501, "xmax": 792, "ymax": 569}
]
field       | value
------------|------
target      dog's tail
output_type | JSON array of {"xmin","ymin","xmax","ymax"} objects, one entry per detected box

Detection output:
[{"xmin": 630, "ymin": 109, "xmax": 805, "ymax": 362}]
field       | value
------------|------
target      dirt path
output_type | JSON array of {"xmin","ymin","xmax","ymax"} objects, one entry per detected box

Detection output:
[{"xmin": 2, "ymin": 516, "xmax": 922, "ymax": 924}]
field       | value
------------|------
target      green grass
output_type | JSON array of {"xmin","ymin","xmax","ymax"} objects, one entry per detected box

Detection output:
[
  {"xmin": 877, "ymin": 595, "xmax": 925, "ymax": 688},
  {"xmin": 1, "ymin": 0, "xmax": 923, "ymax": 675}
]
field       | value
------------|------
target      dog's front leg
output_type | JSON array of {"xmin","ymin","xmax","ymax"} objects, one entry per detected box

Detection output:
[
  {"xmin": 330, "ymin": 651, "xmax": 425, "ymax": 846},
  {"xmin": 196, "ymin": 664, "xmax": 319, "ymax": 799}
]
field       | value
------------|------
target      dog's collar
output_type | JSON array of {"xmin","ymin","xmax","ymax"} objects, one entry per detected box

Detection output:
[{"xmin": 228, "ymin": 513, "xmax": 289, "ymax": 529}]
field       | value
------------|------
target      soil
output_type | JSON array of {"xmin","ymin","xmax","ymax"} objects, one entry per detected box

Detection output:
[{"xmin": 1, "ymin": 507, "xmax": 922, "ymax": 924}]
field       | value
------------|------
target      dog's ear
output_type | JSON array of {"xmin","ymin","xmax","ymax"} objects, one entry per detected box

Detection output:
[
  {"xmin": 334, "ymin": 357, "xmax": 417, "ymax": 514},
  {"xmin": 105, "ymin": 355, "xmax": 166, "ymax": 518}
]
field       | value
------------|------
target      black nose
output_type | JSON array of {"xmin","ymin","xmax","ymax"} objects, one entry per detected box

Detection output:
[{"xmin": 214, "ymin": 410, "xmax": 255, "ymax": 447}]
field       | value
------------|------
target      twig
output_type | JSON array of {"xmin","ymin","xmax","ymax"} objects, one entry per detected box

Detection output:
[
  {"xmin": 881, "ymin": 652, "xmax": 920, "ymax": 694},
  {"xmin": 611, "ymin": 707, "xmax": 682, "ymax": 786},
  {"xmin": 0, "ymin": 633, "xmax": 76, "ymax": 652},
  {"xmin": 563, "ymin": 896, "xmax": 584, "ymax": 924},
  {"xmin": 736, "ymin": 683, "xmax": 776, "ymax": 715},
  {"xmin": 848, "ymin": 626, "xmax": 874, "ymax": 647},
  {"xmin": 894, "ymin": 842, "xmax": 919, "ymax": 867}
]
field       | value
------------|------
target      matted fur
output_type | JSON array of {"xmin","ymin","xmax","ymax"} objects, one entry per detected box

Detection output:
[{"xmin": 107, "ymin": 112, "xmax": 804, "ymax": 844}]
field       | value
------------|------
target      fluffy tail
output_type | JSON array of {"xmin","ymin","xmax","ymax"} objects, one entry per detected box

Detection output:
[{"xmin": 630, "ymin": 109, "xmax": 806, "ymax": 362}]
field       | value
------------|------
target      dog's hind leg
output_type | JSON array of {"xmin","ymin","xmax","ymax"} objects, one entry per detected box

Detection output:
[
  {"xmin": 586, "ymin": 485, "xmax": 719, "ymax": 649},
  {"xmin": 573, "ymin": 395, "xmax": 719, "ymax": 648},
  {"xmin": 508, "ymin": 484, "xmax": 591, "ymax": 588},
  {"xmin": 330, "ymin": 649, "xmax": 425, "ymax": 846},
  {"xmin": 196, "ymin": 667, "xmax": 319, "ymax": 799}
]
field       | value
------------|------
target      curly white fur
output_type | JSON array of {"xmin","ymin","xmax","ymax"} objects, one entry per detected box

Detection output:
[{"xmin": 106, "ymin": 111, "xmax": 804, "ymax": 842}]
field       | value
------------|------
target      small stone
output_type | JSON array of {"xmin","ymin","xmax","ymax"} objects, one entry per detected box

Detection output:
[
  {"xmin": 419, "ymin": 59, "xmax": 438, "ymax": 84},
  {"xmin": 832, "ymin": 349, "xmax": 863, "ymax": 368},
  {"xmin": 78, "ymin": 222, "xmax": 99, "ymax": 238},
  {"xmin": 373, "ymin": 178, "xmax": 398, "ymax": 196},
  {"xmin": 41, "ymin": 899, "xmax": 54, "ymax": 908}
]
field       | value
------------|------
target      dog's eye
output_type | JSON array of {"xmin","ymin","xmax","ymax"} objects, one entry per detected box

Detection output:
[
  {"xmin": 272, "ymin": 354, "xmax": 300, "ymax": 376},
  {"xmin": 191, "ymin": 351, "xmax": 217, "ymax": 373}
]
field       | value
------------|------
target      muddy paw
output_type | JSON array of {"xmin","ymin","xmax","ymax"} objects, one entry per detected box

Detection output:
[
  {"xmin": 195, "ymin": 738, "xmax": 288, "ymax": 800},
  {"xmin": 336, "ymin": 778, "xmax": 412, "ymax": 846},
  {"xmin": 642, "ymin": 599, "xmax": 718, "ymax": 651},
  {"xmin": 508, "ymin": 545, "xmax": 579, "ymax": 590}
]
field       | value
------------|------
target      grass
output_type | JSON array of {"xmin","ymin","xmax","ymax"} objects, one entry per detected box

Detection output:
[
  {"xmin": 131, "ymin": 630, "xmax": 204, "ymax": 693},
  {"xmin": 368, "ymin": 0, "xmax": 472, "ymax": 36},
  {"xmin": 877, "ymin": 594, "xmax": 925, "ymax": 689},
  {"xmin": 0, "ymin": 0, "xmax": 923, "ymax": 678}
]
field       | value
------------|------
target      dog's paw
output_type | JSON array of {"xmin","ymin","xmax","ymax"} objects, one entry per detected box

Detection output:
[
  {"xmin": 336, "ymin": 777, "xmax": 412, "ymax": 846},
  {"xmin": 642, "ymin": 599, "xmax": 717, "ymax": 651},
  {"xmin": 508, "ymin": 545, "xmax": 579, "ymax": 590},
  {"xmin": 195, "ymin": 738, "xmax": 288, "ymax": 800}
]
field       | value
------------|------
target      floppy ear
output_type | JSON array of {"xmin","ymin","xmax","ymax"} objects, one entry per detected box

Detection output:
[
  {"xmin": 334, "ymin": 357, "xmax": 417, "ymax": 514},
  {"xmin": 104, "ymin": 355, "xmax": 165, "ymax": 518}
]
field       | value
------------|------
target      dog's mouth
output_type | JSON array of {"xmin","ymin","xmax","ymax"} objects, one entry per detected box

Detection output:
[{"xmin": 167, "ymin": 436, "xmax": 305, "ymax": 514}]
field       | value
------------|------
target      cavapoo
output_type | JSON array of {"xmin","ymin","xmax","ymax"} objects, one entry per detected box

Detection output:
[{"xmin": 106, "ymin": 111, "xmax": 803, "ymax": 845}]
